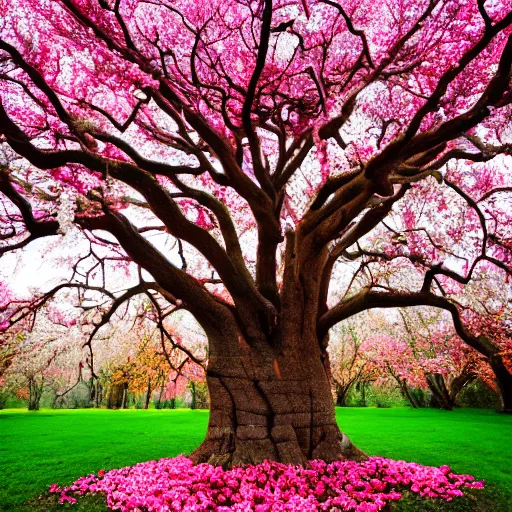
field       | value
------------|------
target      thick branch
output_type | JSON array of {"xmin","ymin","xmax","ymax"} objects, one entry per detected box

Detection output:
[{"xmin": 318, "ymin": 289, "xmax": 500, "ymax": 358}]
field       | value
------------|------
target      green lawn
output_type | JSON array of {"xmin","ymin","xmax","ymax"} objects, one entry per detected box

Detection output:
[{"xmin": 0, "ymin": 407, "xmax": 511, "ymax": 511}]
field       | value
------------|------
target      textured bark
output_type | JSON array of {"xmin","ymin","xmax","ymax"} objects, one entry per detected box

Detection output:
[
  {"xmin": 95, "ymin": 381, "xmax": 103, "ymax": 408},
  {"xmin": 449, "ymin": 370, "xmax": 475, "ymax": 406},
  {"xmin": 191, "ymin": 320, "xmax": 366, "ymax": 467},
  {"xmin": 426, "ymin": 371, "xmax": 476, "ymax": 411},
  {"xmin": 398, "ymin": 379, "xmax": 420, "ymax": 409},
  {"xmin": 121, "ymin": 386, "xmax": 128, "ymax": 409}
]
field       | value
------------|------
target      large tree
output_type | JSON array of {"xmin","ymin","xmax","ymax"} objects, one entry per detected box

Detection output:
[{"xmin": 1, "ymin": 0, "xmax": 511, "ymax": 465}]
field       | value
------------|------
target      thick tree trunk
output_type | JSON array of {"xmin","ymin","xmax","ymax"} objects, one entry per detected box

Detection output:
[
  {"xmin": 449, "ymin": 369, "xmax": 475, "ymax": 407},
  {"xmin": 335, "ymin": 387, "xmax": 347, "ymax": 407},
  {"xmin": 191, "ymin": 333, "xmax": 365, "ymax": 467},
  {"xmin": 190, "ymin": 230, "xmax": 365, "ymax": 467},
  {"xmin": 489, "ymin": 355, "xmax": 512, "ymax": 413}
]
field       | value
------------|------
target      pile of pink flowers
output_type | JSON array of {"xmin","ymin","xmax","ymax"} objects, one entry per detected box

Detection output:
[{"xmin": 49, "ymin": 455, "xmax": 483, "ymax": 511}]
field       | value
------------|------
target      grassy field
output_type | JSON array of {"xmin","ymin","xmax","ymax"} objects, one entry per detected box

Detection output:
[{"xmin": 0, "ymin": 407, "xmax": 511, "ymax": 511}]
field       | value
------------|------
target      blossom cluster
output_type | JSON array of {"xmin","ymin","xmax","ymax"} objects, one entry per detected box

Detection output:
[{"xmin": 49, "ymin": 455, "xmax": 483, "ymax": 511}]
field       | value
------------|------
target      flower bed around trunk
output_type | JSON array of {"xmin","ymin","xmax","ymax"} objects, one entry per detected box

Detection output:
[{"xmin": 48, "ymin": 455, "xmax": 484, "ymax": 511}]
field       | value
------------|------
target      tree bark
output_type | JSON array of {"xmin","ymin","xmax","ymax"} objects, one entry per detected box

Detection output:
[
  {"xmin": 335, "ymin": 386, "xmax": 348, "ymax": 407},
  {"xmin": 399, "ymin": 378, "xmax": 420, "ymax": 409},
  {"xmin": 449, "ymin": 368, "xmax": 475, "ymax": 407},
  {"xmin": 156, "ymin": 380, "xmax": 165, "ymax": 409},
  {"xmin": 386, "ymin": 364, "xmax": 420, "ymax": 408},
  {"xmin": 360, "ymin": 381, "xmax": 367, "ymax": 407},
  {"xmin": 489, "ymin": 354, "xmax": 512, "ymax": 413},
  {"xmin": 190, "ymin": 326, "xmax": 366, "ymax": 467},
  {"xmin": 93, "ymin": 379, "xmax": 103, "ymax": 408}
]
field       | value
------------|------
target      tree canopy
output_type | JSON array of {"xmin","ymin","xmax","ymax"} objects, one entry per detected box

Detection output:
[{"xmin": 1, "ymin": 0, "xmax": 512, "ymax": 464}]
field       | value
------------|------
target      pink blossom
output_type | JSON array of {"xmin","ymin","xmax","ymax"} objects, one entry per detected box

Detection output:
[{"xmin": 59, "ymin": 493, "xmax": 77, "ymax": 505}]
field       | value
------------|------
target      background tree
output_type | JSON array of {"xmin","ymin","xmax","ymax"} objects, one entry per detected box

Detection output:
[
  {"xmin": 334, "ymin": 163, "xmax": 512, "ymax": 409},
  {"xmin": 328, "ymin": 318, "xmax": 374, "ymax": 407},
  {"xmin": 1, "ymin": 0, "xmax": 511, "ymax": 465},
  {"xmin": 398, "ymin": 310, "xmax": 484, "ymax": 410}
]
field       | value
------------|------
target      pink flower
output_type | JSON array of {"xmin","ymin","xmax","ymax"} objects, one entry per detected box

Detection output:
[
  {"xmin": 48, "ymin": 455, "xmax": 483, "ymax": 511},
  {"xmin": 59, "ymin": 493, "xmax": 77, "ymax": 505},
  {"xmin": 48, "ymin": 484, "xmax": 61, "ymax": 493}
]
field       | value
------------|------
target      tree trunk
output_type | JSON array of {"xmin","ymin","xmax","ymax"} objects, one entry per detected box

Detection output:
[
  {"xmin": 449, "ymin": 369, "xmax": 475, "ymax": 407},
  {"xmin": 191, "ymin": 331, "xmax": 365, "ymax": 468},
  {"xmin": 190, "ymin": 231, "xmax": 365, "ymax": 467},
  {"xmin": 426, "ymin": 374, "xmax": 454, "ymax": 411},
  {"xmin": 144, "ymin": 378, "xmax": 152, "ymax": 410},
  {"xmin": 107, "ymin": 383, "xmax": 125, "ymax": 409},
  {"xmin": 335, "ymin": 383, "xmax": 350, "ymax": 407},
  {"xmin": 169, "ymin": 379, "xmax": 178, "ymax": 409},
  {"xmin": 156, "ymin": 380, "xmax": 166, "ymax": 409},
  {"xmin": 190, "ymin": 381, "xmax": 197, "ymax": 410},
  {"xmin": 399, "ymin": 378, "xmax": 420, "ymax": 408},
  {"xmin": 94, "ymin": 380, "xmax": 102, "ymax": 408},
  {"xmin": 387, "ymin": 365, "xmax": 419, "ymax": 408},
  {"xmin": 28, "ymin": 377, "xmax": 43, "ymax": 411},
  {"xmin": 489, "ymin": 354, "xmax": 512, "ymax": 413},
  {"xmin": 121, "ymin": 384, "xmax": 128, "ymax": 409}
]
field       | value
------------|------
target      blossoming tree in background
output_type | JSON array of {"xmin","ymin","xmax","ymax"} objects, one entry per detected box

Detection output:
[
  {"xmin": 328, "ymin": 317, "xmax": 376, "ymax": 407},
  {"xmin": 0, "ymin": 0, "xmax": 511, "ymax": 465},
  {"xmin": 340, "ymin": 166, "xmax": 512, "ymax": 410},
  {"xmin": 365, "ymin": 309, "xmax": 492, "ymax": 409},
  {"xmin": 397, "ymin": 309, "xmax": 489, "ymax": 410},
  {"xmin": 328, "ymin": 309, "xmax": 492, "ymax": 410}
]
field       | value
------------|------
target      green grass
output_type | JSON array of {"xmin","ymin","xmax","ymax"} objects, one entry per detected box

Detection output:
[
  {"xmin": 335, "ymin": 408, "xmax": 512, "ymax": 492},
  {"xmin": 0, "ymin": 407, "xmax": 511, "ymax": 511}
]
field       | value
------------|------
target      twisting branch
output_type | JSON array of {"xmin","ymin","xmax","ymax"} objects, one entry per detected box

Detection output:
[
  {"xmin": 319, "ymin": 0, "xmax": 374, "ymax": 68},
  {"xmin": 241, "ymin": 0, "xmax": 275, "ymax": 198}
]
